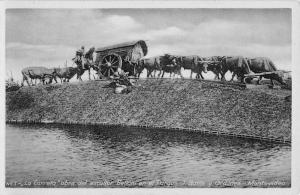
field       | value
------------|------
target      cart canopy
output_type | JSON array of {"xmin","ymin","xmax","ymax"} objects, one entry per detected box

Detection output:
[{"xmin": 96, "ymin": 40, "xmax": 148, "ymax": 56}]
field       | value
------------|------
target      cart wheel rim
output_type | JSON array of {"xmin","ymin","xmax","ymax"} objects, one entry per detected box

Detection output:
[{"xmin": 99, "ymin": 54, "xmax": 122, "ymax": 78}]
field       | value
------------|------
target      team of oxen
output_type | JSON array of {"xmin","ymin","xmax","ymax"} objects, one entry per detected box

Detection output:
[
  {"xmin": 138, "ymin": 55, "xmax": 286, "ymax": 85},
  {"xmin": 21, "ymin": 53, "xmax": 286, "ymax": 86}
]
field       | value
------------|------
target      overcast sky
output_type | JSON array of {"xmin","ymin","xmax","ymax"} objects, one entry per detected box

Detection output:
[{"xmin": 6, "ymin": 9, "xmax": 291, "ymax": 81}]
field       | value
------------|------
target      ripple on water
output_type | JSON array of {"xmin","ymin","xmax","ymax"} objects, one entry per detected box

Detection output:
[{"xmin": 6, "ymin": 124, "xmax": 291, "ymax": 187}]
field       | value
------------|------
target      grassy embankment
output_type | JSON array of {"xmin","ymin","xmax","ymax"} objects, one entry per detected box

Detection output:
[{"xmin": 6, "ymin": 79, "xmax": 291, "ymax": 143}]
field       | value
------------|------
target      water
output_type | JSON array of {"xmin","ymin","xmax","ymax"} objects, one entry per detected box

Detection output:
[{"xmin": 6, "ymin": 124, "xmax": 291, "ymax": 188}]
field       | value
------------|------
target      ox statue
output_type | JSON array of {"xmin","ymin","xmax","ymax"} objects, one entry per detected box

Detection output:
[
  {"xmin": 159, "ymin": 54, "xmax": 183, "ymax": 78},
  {"xmin": 204, "ymin": 56, "xmax": 225, "ymax": 80},
  {"xmin": 139, "ymin": 56, "xmax": 162, "ymax": 78},
  {"xmin": 176, "ymin": 55, "xmax": 199, "ymax": 79},
  {"xmin": 56, "ymin": 67, "xmax": 79, "ymax": 82},
  {"xmin": 247, "ymin": 57, "xmax": 286, "ymax": 86},
  {"xmin": 220, "ymin": 56, "xmax": 253, "ymax": 82},
  {"xmin": 21, "ymin": 67, "xmax": 58, "ymax": 86}
]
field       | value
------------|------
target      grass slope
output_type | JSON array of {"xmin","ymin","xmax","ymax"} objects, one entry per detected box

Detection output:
[{"xmin": 6, "ymin": 79, "xmax": 291, "ymax": 141}]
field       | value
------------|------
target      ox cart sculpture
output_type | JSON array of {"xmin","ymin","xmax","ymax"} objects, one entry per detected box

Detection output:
[{"xmin": 94, "ymin": 40, "xmax": 148, "ymax": 79}]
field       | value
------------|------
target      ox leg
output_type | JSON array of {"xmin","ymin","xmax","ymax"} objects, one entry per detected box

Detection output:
[
  {"xmin": 157, "ymin": 70, "xmax": 162, "ymax": 78},
  {"xmin": 21, "ymin": 75, "xmax": 25, "ymax": 86},
  {"xmin": 221, "ymin": 71, "xmax": 226, "ymax": 81},
  {"xmin": 23, "ymin": 75, "xmax": 30, "ymax": 86},
  {"xmin": 179, "ymin": 71, "xmax": 184, "ymax": 79},
  {"xmin": 200, "ymin": 73, "xmax": 204, "ymax": 79},
  {"xmin": 53, "ymin": 76, "xmax": 58, "ymax": 84},
  {"xmin": 221, "ymin": 75, "xmax": 225, "ymax": 81},
  {"xmin": 230, "ymin": 72, "xmax": 236, "ymax": 82},
  {"xmin": 21, "ymin": 77, "xmax": 25, "ymax": 87},
  {"xmin": 147, "ymin": 69, "xmax": 151, "ymax": 78},
  {"xmin": 161, "ymin": 71, "xmax": 165, "ymax": 78},
  {"xmin": 214, "ymin": 72, "xmax": 220, "ymax": 80},
  {"xmin": 196, "ymin": 73, "xmax": 201, "ymax": 80},
  {"xmin": 152, "ymin": 70, "xmax": 156, "ymax": 78},
  {"xmin": 197, "ymin": 72, "xmax": 203, "ymax": 80},
  {"xmin": 271, "ymin": 79, "xmax": 274, "ymax": 86},
  {"xmin": 77, "ymin": 70, "xmax": 83, "ymax": 81}
]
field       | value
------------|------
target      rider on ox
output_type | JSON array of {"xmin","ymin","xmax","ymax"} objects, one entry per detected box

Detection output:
[
  {"xmin": 83, "ymin": 47, "xmax": 96, "ymax": 80},
  {"xmin": 71, "ymin": 46, "xmax": 86, "ymax": 81},
  {"xmin": 72, "ymin": 46, "xmax": 84, "ymax": 68},
  {"xmin": 74, "ymin": 46, "xmax": 85, "ymax": 69},
  {"xmin": 72, "ymin": 46, "xmax": 96, "ymax": 81}
]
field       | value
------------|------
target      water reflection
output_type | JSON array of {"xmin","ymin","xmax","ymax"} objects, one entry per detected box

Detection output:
[{"xmin": 6, "ymin": 124, "xmax": 291, "ymax": 187}]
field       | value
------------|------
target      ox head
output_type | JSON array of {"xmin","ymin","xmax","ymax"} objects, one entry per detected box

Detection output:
[
  {"xmin": 272, "ymin": 71, "xmax": 287, "ymax": 85},
  {"xmin": 199, "ymin": 61, "xmax": 209, "ymax": 73},
  {"xmin": 173, "ymin": 55, "xmax": 183, "ymax": 65},
  {"xmin": 171, "ymin": 57, "xmax": 178, "ymax": 66},
  {"xmin": 162, "ymin": 54, "xmax": 178, "ymax": 66}
]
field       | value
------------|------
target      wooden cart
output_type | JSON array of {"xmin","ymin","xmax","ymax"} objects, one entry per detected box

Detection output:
[{"xmin": 95, "ymin": 40, "xmax": 148, "ymax": 78}]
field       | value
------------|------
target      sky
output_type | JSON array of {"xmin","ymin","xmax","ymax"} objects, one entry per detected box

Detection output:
[{"xmin": 6, "ymin": 8, "xmax": 291, "ymax": 81}]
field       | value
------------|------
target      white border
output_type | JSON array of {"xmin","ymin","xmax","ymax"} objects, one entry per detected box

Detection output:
[
  {"xmin": 1, "ymin": 1, "xmax": 299, "ymax": 195},
  {"xmin": 3, "ymin": 0, "xmax": 298, "ymax": 8}
]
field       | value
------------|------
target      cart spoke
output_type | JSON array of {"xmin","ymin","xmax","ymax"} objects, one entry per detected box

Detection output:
[
  {"xmin": 108, "ymin": 69, "xmax": 111, "ymax": 77},
  {"xmin": 109, "ymin": 56, "xmax": 111, "ymax": 63},
  {"xmin": 105, "ymin": 58, "xmax": 109, "ymax": 64},
  {"xmin": 111, "ymin": 61, "xmax": 118, "ymax": 67},
  {"xmin": 103, "ymin": 69, "xmax": 108, "ymax": 76},
  {"xmin": 111, "ymin": 56, "xmax": 115, "ymax": 62},
  {"xmin": 111, "ymin": 58, "xmax": 117, "ymax": 65},
  {"xmin": 110, "ymin": 68, "xmax": 115, "ymax": 75}
]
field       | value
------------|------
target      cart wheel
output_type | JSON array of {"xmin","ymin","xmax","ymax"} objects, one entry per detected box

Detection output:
[
  {"xmin": 99, "ymin": 54, "xmax": 122, "ymax": 78},
  {"xmin": 243, "ymin": 76, "xmax": 253, "ymax": 84}
]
